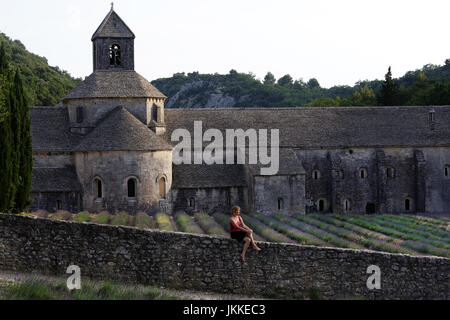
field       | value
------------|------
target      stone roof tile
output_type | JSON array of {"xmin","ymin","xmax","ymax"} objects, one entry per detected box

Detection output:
[
  {"xmin": 74, "ymin": 106, "xmax": 173, "ymax": 152},
  {"xmin": 30, "ymin": 106, "xmax": 81, "ymax": 152},
  {"xmin": 164, "ymin": 106, "xmax": 450, "ymax": 148},
  {"xmin": 172, "ymin": 164, "xmax": 247, "ymax": 188},
  {"xmin": 92, "ymin": 9, "xmax": 135, "ymax": 40},
  {"xmin": 63, "ymin": 71, "xmax": 166, "ymax": 100},
  {"xmin": 31, "ymin": 167, "xmax": 81, "ymax": 192}
]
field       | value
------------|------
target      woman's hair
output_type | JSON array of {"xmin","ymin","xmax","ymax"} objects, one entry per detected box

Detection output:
[{"xmin": 231, "ymin": 206, "xmax": 240, "ymax": 215}]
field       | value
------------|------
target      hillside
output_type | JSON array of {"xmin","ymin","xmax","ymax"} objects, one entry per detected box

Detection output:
[
  {"xmin": 0, "ymin": 33, "xmax": 81, "ymax": 106},
  {"xmin": 1, "ymin": 31, "xmax": 448, "ymax": 108},
  {"xmin": 152, "ymin": 60, "xmax": 450, "ymax": 108}
]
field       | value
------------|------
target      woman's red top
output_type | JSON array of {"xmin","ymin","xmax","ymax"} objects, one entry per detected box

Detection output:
[{"xmin": 230, "ymin": 217, "xmax": 243, "ymax": 232}]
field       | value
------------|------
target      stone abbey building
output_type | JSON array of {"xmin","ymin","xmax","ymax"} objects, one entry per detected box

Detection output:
[{"xmin": 30, "ymin": 8, "xmax": 450, "ymax": 215}]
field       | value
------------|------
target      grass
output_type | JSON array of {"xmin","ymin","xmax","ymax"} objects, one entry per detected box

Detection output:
[
  {"xmin": 174, "ymin": 212, "xmax": 204, "ymax": 234},
  {"xmin": 0, "ymin": 279, "xmax": 178, "ymax": 300},
  {"xmin": 195, "ymin": 212, "xmax": 229, "ymax": 237}
]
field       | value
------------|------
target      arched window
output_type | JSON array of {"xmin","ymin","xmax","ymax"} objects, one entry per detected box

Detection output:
[
  {"xmin": 317, "ymin": 199, "xmax": 326, "ymax": 212},
  {"xmin": 338, "ymin": 169, "xmax": 345, "ymax": 180},
  {"xmin": 94, "ymin": 178, "xmax": 102, "ymax": 198},
  {"xmin": 360, "ymin": 168, "xmax": 368, "ymax": 179},
  {"xmin": 386, "ymin": 167, "xmax": 395, "ymax": 178},
  {"xmin": 405, "ymin": 198, "xmax": 413, "ymax": 212},
  {"xmin": 445, "ymin": 165, "xmax": 450, "ymax": 178},
  {"xmin": 109, "ymin": 43, "xmax": 121, "ymax": 66},
  {"xmin": 343, "ymin": 199, "xmax": 351, "ymax": 212},
  {"xmin": 159, "ymin": 177, "xmax": 166, "ymax": 198},
  {"xmin": 189, "ymin": 197, "xmax": 195, "ymax": 208},
  {"xmin": 127, "ymin": 178, "xmax": 136, "ymax": 198},
  {"xmin": 313, "ymin": 169, "xmax": 320, "ymax": 180},
  {"xmin": 278, "ymin": 198, "xmax": 284, "ymax": 210}
]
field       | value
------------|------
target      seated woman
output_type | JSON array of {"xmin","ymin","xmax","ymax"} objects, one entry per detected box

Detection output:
[{"xmin": 229, "ymin": 206, "xmax": 261, "ymax": 261}]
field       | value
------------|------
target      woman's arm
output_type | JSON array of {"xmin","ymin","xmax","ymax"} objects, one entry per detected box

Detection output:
[
  {"xmin": 229, "ymin": 218, "xmax": 247, "ymax": 232},
  {"xmin": 239, "ymin": 216, "xmax": 252, "ymax": 232}
]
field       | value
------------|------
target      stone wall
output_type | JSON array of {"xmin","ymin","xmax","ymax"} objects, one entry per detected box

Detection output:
[
  {"xmin": 170, "ymin": 186, "xmax": 247, "ymax": 215},
  {"xmin": 296, "ymin": 147, "xmax": 450, "ymax": 214},
  {"xmin": 75, "ymin": 150, "xmax": 172, "ymax": 214},
  {"xmin": 253, "ymin": 175, "xmax": 305, "ymax": 215},
  {"xmin": 0, "ymin": 214, "xmax": 448, "ymax": 299}
]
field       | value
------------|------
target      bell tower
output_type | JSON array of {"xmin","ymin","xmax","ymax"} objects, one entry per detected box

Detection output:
[{"xmin": 92, "ymin": 5, "xmax": 135, "ymax": 71}]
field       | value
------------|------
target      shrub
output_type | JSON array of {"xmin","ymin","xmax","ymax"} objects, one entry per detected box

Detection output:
[
  {"xmin": 240, "ymin": 213, "xmax": 292, "ymax": 243},
  {"xmin": 53, "ymin": 210, "xmax": 72, "ymax": 221},
  {"xmin": 111, "ymin": 212, "xmax": 130, "ymax": 226},
  {"xmin": 34, "ymin": 210, "xmax": 49, "ymax": 219},
  {"xmin": 195, "ymin": 212, "xmax": 229, "ymax": 236},
  {"xmin": 155, "ymin": 213, "xmax": 175, "ymax": 231},
  {"xmin": 74, "ymin": 211, "xmax": 90, "ymax": 223},
  {"xmin": 92, "ymin": 211, "xmax": 111, "ymax": 224},
  {"xmin": 175, "ymin": 212, "xmax": 204, "ymax": 234},
  {"xmin": 135, "ymin": 211, "xmax": 153, "ymax": 229},
  {"xmin": 251, "ymin": 213, "xmax": 323, "ymax": 246}
]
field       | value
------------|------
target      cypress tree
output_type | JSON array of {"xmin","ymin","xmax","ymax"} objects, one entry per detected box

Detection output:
[
  {"xmin": 0, "ymin": 43, "xmax": 8, "ymax": 74},
  {"xmin": 0, "ymin": 42, "xmax": 14, "ymax": 212},
  {"xmin": 8, "ymin": 72, "xmax": 21, "ymax": 212},
  {"xmin": 13, "ymin": 71, "xmax": 32, "ymax": 212},
  {"xmin": 0, "ymin": 43, "xmax": 32, "ymax": 213},
  {"xmin": 378, "ymin": 66, "xmax": 399, "ymax": 106}
]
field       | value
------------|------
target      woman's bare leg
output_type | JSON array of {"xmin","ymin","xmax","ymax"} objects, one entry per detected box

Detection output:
[
  {"xmin": 247, "ymin": 231, "xmax": 261, "ymax": 250},
  {"xmin": 241, "ymin": 237, "xmax": 251, "ymax": 261}
]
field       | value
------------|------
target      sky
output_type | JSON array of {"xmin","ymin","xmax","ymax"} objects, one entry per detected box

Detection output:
[{"xmin": 0, "ymin": 0, "xmax": 449, "ymax": 88}]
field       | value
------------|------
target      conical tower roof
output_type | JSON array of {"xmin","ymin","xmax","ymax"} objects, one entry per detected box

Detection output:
[{"xmin": 92, "ymin": 8, "xmax": 135, "ymax": 40}]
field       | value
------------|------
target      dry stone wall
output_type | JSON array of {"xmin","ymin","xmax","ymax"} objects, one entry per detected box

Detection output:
[{"xmin": 0, "ymin": 214, "xmax": 448, "ymax": 299}]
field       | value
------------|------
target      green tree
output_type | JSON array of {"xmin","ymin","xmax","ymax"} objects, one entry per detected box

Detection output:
[
  {"xmin": 307, "ymin": 78, "xmax": 320, "ymax": 89},
  {"xmin": 0, "ymin": 43, "xmax": 8, "ymax": 74},
  {"xmin": 12, "ymin": 71, "xmax": 32, "ymax": 211},
  {"xmin": 277, "ymin": 74, "xmax": 293, "ymax": 87},
  {"xmin": 343, "ymin": 84, "xmax": 377, "ymax": 106},
  {"xmin": 263, "ymin": 72, "xmax": 276, "ymax": 85},
  {"xmin": 307, "ymin": 96, "xmax": 340, "ymax": 107},
  {"xmin": 378, "ymin": 66, "xmax": 399, "ymax": 106},
  {"xmin": 0, "ymin": 44, "xmax": 32, "ymax": 213},
  {"xmin": 0, "ymin": 43, "xmax": 14, "ymax": 212}
]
